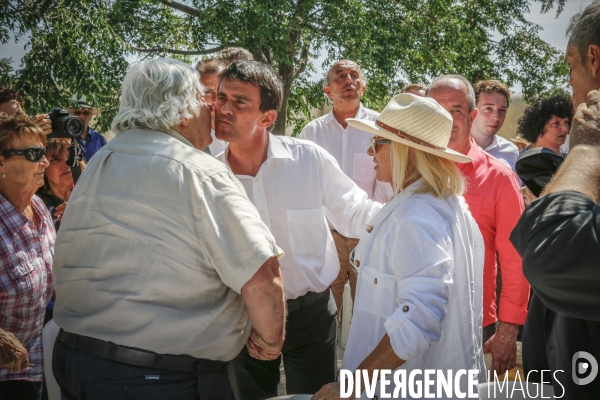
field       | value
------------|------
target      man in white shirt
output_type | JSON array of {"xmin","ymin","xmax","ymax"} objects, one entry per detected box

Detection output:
[
  {"xmin": 299, "ymin": 59, "xmax": 388, "ymax": 316},
  {"xmin": 196, "ymin": 58, "xmax": 227, "ymax": 155},
  {"xmin": 470, "ymin": 79, "xmax": 519, "ymax": 170},
  {"xmin": 215, "ymin": 60, "xmax": 382, "ymax": 399}
]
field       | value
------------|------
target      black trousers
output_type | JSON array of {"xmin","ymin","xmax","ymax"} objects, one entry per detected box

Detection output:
[
  {"xmin": 52, "ymin": 339, "xmax": 232, "ymax": 400},
  {"xmin": 228, "ymin": 290, "xmax": 337, "ymax": 400},
  {"xmin": 0, "ymin": 380, "xmax": 43, "ymax": 400}
]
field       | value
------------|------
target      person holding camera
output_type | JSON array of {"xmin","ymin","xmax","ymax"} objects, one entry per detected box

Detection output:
[
  {"xmin": 0, "ymin": 113, "xmax": 55, "ymax": 400},
  {"xmin": 67, "ymin": 101, "xmax": 106, "ymax": 161},
  {"xmin": 0, "ymin": 88, "xmax": 52, "ymax": 136}
]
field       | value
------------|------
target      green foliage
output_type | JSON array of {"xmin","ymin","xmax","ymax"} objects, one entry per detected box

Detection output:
[{"xmin": 1, "ymin": 0, "xmax": 569, "ymax": 135}]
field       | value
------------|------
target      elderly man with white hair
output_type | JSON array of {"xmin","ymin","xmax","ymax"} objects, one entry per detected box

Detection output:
[{"xmin": 51, "ymin": 58, "xmax": 286, "ymax": 400}]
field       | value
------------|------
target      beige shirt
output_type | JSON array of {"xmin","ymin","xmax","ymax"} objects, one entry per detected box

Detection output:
[{"xmin": 53, "ymin": 128, "xmax": 282, "ymax": 361}]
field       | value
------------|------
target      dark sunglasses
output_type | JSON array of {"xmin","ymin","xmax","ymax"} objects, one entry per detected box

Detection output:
[
  {"xmin": 370, "ymin": 138, "xmax": 392, "ymax": 154},
  {"xmin": 73, "ymin": 110, "xmax": 91, "ymax": 116},
  {"xmin": 2, "ymin": 147, "xmax": 46, "ymax": 162}
]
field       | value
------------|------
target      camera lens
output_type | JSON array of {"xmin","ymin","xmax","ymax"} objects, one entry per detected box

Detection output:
[{"xmin": 66, "ymin": 117, "xmax": 84, "ymax": 137}]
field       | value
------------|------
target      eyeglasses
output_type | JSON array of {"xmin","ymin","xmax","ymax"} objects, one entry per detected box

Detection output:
[
  {"xmin": 370, "ymin": 138, "xmax": 392, "ymax": 154},
  {"xmin": 2, "ymin": 147, "xmax": 46, "ymax": 162},
  {"xmin": 73, "ymin": 110, "xmax": 91, "ymax": 116}
]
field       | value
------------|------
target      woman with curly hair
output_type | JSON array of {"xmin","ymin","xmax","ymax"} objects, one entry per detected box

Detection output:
[{"xmin": 517, "ymin": 95, "xmax": 574, "ymax": 156}]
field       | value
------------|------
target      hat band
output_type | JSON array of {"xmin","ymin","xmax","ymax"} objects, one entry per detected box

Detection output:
[{"xmin": 375, "ymin": 120, "xmax": 443, "ymax": 150}]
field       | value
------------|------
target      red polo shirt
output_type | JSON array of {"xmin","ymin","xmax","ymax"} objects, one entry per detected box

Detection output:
[{"xmin": 459, "ymin": 138, "xmax": 529, "ymax": 327}]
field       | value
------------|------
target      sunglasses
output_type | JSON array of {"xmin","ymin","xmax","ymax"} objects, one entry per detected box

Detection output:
[
  {"xmin": 2, "ymin": 147, "xmax": 46, "ymax": 162},
  {"xmin": 73, "ymin": 110, "xmax": 91, "ymax": 116},
  {"xmin": 370, "ymin": 138, "xmax": 392, "ymax": 154}
]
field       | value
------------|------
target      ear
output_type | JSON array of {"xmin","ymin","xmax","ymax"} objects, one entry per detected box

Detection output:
[
  {"xmin": 323, "ymin": 85, "xmax": 332, "ymax": 99},
  {"xmin": 179, "ymin": 117, "xmax": 191, "ymax": 128},
  {"xmin": 260, "ymin": 110, "xmax": 278, "ymax": 129},
  {"xmin": 470, "ymin": 108, "xmax": 478, "ymax": 124},
  {"xmin": 588, "ymin": 44, "xmax": 600, "ymax": 78}
]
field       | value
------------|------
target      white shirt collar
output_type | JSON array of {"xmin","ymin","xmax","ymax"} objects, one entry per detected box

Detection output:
[
  {"xmin": 484, "ymin": 135, "xmax": 500, "ymax": 151},
  {"xmin": 324, "ymin": 103, "xmax": 367, "ymax": 127}
]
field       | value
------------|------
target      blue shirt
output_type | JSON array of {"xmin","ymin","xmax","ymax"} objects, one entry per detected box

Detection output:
[{"xmin": 76, "ymin": 128, "xmax": 107, "ymax": 161}]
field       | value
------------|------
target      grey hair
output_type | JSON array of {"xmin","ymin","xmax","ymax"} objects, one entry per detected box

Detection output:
[
  {"xmin": 111, "ymin": 58, "xmax": 205, "ymax": 134},
  {"xmin": 566, "ymin": 0, "xmax": 600, "ymax": 62},
  {"xmin": 426, "ymin": 75, "xmax": 476, "ymax": 113},
  {"xmin": 323, "ymin": 59, "xmax": 367, "ymax": 86}
]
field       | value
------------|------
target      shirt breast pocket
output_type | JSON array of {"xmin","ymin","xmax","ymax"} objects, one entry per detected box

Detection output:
[
  {"xmin": 353, "ymin": 153, "xmax": 376, "ymax": 184},
  {"xmin": 463, "ymin": 194, "xmax": 483, "ymax": 220},
  {"xmin": 286, "ymin": 208, "xmax": 327, "ymax": 265},
  {"xmin": 7, "ymin": 258, "xmax": 41, "ymax": 302},
  {"xmin": 356, "ymin": 266, "xmax": 397, "ymax": 319}
]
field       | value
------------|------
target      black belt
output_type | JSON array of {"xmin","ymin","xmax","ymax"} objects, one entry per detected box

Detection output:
[
  {"xmin": 58, "ymin": 329, "xmax": 228, "ymax": 374},
  {"xmin": 287, "ymin": 290, "xmax": 330, "ymax": 313}
]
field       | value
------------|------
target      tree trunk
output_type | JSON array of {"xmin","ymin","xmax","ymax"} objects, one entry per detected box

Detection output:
[{"xmin": 274, "ymin": 63, "xmax": 295, "ymax": 135}]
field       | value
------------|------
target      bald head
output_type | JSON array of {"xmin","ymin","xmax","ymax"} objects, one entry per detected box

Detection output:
[
  {"xmin": 427, "ymin": 75, "xmax": 476, "ymax": 112},
  {"xmin": 324, "ymin": 60, "xmax": 366, "ymax": 86}
]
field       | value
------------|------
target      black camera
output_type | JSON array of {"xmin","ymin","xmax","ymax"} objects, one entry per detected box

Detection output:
[{"xmin": 47, "ymin": 107, "xmax": 84, "ymax": 139}]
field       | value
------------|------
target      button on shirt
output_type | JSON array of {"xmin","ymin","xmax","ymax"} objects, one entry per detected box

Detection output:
[
  {"xmin": 458, "ymin": 138, "xmax": 529, "ymax": 327},
  {"xmin": 482, "ymin": 135, "xmax": 520, "ymax": 171},
  {"xmin": 299, "ymin": 104, "xmax": 390, "ymax": 202},
  {"xmin": 343, "ymin": 179, "xmax": 486, "ymax": 398},
  {"xmin": 75, "ymin": 127, "xmax": 107, "ymax": 161},
  {"xmin": 218, "ymin": 135, "xmax": 382, "ymax": 299},
  {"xmin": 0, "ymin": 194, "xmax": 55, "ymax": 382},
  {"xmin": 53, "ymin": 128, "xmax": 282, "ymax": 361}
]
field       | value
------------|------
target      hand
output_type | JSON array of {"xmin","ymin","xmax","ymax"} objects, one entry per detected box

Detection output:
[
  {"xmin": 0, "ymin": 329, "xmax": 29, "ymax": 371},
  {"xmin": 570, "ymin": 90, "xmax": 600, "ymax": 148},
  {"xmin": 32, "ymin": 114, "xmax": 52, "ymax": 136},
  {"xmin": 246, "ymin": 328, "xmax": 281, "ymax": 361},
  {"xmin": 312, "ymin": 382, "xmax": 353, "ymax": 400},
  {"xmin": 520, "ymin": 186, "xmax": 537, "ymax": 205},
  {"xmin": 53, "ymin": 202, "xmax": 67, "ymax": 222},
  {"xmin": 483, "ymin": 321, "xmax": 519, "ymax": 376}
]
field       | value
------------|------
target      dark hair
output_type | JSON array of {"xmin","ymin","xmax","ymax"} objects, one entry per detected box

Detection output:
[
  {"xmin": 401, "ymin": 84, "xmax": 426, "ymax": 94},
  {"xmin": 219, "ymin": 60, "xmax": 283, "ymax": 116},
  {"xmin": 473, "ymin": 79, "xmax": 510, "ymax": 107},
  {"xmin": 196, "ymin": 59, "xmax": 223, "ymax": 75},
  {"xmin": 517, "ymin": 95, "xmax": 574, "ymax": 143},
  {"xmin": 567, "ymin": 0, "xmax": 600, "ymax": 62},
  {"xmin": 0, "ymin": 88, "xmax": 23, "ymax": 107},
  {"xmin": 216, "ymin": 47, "xmax": 254, "ymax": 66},
  {"xmin": 0, "ymin": 113, "xmax": 46, "ymax": 155}
]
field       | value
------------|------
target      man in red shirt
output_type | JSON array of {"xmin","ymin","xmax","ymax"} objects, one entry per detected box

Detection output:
[{"xmin": 427, "ymin": 75, "xmax": 529, "ymax": 376}]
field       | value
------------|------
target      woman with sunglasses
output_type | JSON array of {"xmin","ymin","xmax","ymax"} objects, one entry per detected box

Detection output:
[
  {"xmin": 313, "ymin": 94, "xmax": 485, "ymax": 399},
  {"xmin": 0, "ymin": 114, "xmax": 55, "ymax": 400}
]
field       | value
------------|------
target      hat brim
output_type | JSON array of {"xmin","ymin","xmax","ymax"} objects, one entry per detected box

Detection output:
[
  {"xmin": 347, "ymin": 118, "xmax": 472, "ymax": 163},
  {"xmin": 68, "ymin": 106, "xmax": 101, "ymax": 115}
]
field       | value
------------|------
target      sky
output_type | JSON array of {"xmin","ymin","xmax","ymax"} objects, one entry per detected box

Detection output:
[{"xmin": 0, "ymin": 0, "xmax": 592, "ymax": 93}]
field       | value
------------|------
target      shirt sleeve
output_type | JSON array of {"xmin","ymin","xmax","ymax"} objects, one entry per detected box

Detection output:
[
  {"xmin": 495, "ymin": 173, "xmax": 530, "ymax": 325},
  {"xmin": 382, "ymin": 215, "xmax": 453, "ymax": 361},
  {"xmin": 510, "ymin": 190, "xmax": 600, "ymax": 321},
  {"xmin": 200, "ymin": 170, "xmax": 283, "ymax": 294},
  {"xmin": 319, "ymin": 149, "xmax": 383, "ymax": 238}
]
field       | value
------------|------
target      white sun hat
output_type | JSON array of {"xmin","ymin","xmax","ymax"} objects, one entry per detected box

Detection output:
[{"xmin": 346, "ymin": 93, "xmax": 472, "ymax": 163}]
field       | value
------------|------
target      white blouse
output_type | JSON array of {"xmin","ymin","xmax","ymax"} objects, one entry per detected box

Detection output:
[{"xmin": 343, "ymin": 179, "xmax": 487, "ymax": 399}]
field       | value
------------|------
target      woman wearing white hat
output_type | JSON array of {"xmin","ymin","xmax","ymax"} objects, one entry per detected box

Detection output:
[{"xmin": 313, "ymin": 93, "xmax": 486, "ymax": 400}]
